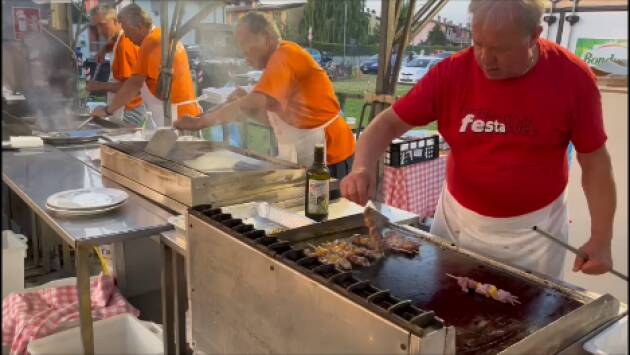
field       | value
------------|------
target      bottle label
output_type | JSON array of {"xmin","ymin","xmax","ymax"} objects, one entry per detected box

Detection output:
[{"xmin": 307, "ymin": 179, "xmax": 329, "ymax": 215}]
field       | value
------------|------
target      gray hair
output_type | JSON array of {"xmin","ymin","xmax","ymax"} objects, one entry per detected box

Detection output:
[
  {"xmin": 469, "ymin": 0, "xmax": 545, "ymax": 35},
  {"xmin": 89, "ymin": 5, "xmax": 117, "ymax": 22},
  {"xmin": 117, "ymin": 4, "xmax": 152, "ymax": 29},
  {"xmin": 236, "ymin": 11, "xmax": 281, "ymax": 41}
]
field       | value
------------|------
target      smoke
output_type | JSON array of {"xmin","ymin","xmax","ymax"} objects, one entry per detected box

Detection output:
[{"xmin": 5, "ymin": 29, "xmax": 79, "ymax": 132}]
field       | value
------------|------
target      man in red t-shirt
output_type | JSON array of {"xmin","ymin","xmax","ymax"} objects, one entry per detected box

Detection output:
[{"xmin": 341, "ymin": 0, "xmax": 616, "ymax": 280}]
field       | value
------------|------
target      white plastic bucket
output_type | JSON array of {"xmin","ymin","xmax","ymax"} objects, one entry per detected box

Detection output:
[
  {"xmin": 27, "ymin": 313, "xmax": 164, "ymax": 355},
  {"xmin": 2, "ymin": 230, "xmax": 28, "ymax": 299}
]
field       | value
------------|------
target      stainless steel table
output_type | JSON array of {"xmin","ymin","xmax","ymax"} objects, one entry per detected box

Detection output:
[{"xmin": 2, "ymin": 145, "xmax": 173, "ymax": 355}]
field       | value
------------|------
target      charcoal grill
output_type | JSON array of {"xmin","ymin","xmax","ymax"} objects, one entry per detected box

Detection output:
[
  {"xmin": 187, "ymin": 206, "xmax": 623, "ymax": 354},
  {"xmin": 100, "ymin": 141, "xmax": 306, "ymax": 214}
]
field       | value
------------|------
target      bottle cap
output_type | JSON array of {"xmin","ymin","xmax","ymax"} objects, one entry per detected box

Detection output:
[{"xmin": 314, "ymin": 144, "xmax": 325, "ymax": 164}]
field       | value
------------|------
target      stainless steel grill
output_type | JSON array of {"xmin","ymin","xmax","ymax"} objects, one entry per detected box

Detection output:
[
  {"xmin": 187, "ymin": 205, "xmax": 622, "ymax": 355},
  {"xmin": 100, "ymin": 141, "xmax": 306, "ymax": 214}
]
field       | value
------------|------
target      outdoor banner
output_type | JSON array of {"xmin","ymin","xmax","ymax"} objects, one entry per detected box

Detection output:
[
  {"xmin": 575, "ymin": 38, "xmax": 628, "ymax": 77},
  {"xmin": 12, "ymin": 7, "xmax": 41, "ymax": 40}
]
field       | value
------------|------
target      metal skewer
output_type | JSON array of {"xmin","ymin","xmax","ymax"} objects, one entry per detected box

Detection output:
[
  {"xmin": 445, "ymin": 273, "xmax": 521, "ymax": 304},
  {"xmin": 532, "ymin": 226, "xmax": 628, "ymax": 282}
]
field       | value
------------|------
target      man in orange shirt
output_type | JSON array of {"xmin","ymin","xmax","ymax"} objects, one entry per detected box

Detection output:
[
  {"xmin": 174, "ymin": 12, "xmax": 355, "ymax": 178},
  {"xmin": 86, "ymin": 5, "xmax": 145, "ymax": 127},
  {"xmin": 91, "ymin": 4, "xmax": 200, "ymax": 125}
]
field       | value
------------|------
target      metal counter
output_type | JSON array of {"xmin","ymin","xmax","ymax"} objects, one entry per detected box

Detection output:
[
  {"xmin": 2, "ymin": 146, "xmax": 173, "ymax": 247},
  {"xmin": 2, "ymin": 144, "xmax": 174, "ymax": 355}
]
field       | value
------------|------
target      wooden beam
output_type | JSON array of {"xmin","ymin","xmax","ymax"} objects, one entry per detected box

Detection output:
[
  {"xmin": 389, "ymin": 0, "xmax": 417, "ymax": 93},
  {"xmin": 375, "ymin": 0, "xmax": 397, "ymax": 100}
]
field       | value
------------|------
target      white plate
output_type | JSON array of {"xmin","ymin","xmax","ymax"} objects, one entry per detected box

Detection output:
[
  {"xmin": 46, "ymin": 200, "xmax": 126, "ymax": 216},
  {"xmin": 47, "ymin": 188, "xmax": 128, "ymax": 211}
]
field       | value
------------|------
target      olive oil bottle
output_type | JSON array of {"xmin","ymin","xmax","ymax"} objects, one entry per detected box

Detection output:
[{"xmin": 305, "ymin": 144, "xmax": 330, "ymax": 221}]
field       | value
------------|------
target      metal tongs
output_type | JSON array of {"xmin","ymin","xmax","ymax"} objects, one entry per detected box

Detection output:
[{"xmin": 532, "ymin": 226, "xmax": 628, "ymax": 282}]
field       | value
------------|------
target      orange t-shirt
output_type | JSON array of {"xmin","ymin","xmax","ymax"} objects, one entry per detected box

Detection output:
[
  {"xmin": 132, "ymin": 28, "xmax": 200, "ymax": 118},
  {"xmin": 112, "ymin": 32, "xmax": 143, "ymax": 111},
  {"xmin": 254, "ymin": 41, "xmax": 355, "ymax": 165}
]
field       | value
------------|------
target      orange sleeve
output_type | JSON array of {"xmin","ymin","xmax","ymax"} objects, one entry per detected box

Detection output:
[
  {"xmin": 253, "ymin": 52, "xmax": 294, "ymax": 112},
  {"xmin": 132, "ymin": 40, "xmax": 158, "ymax": 79},
  {"xmin": 132, "ymin": 37, "xmax": 161, "ymax": 95},
  {"xmin": 131, "ymin": 45, "xmax": 147, "ymax": 77},
  {"xmin": 116, "ymin": 40, "xmax": 139, "ymax": 80}
]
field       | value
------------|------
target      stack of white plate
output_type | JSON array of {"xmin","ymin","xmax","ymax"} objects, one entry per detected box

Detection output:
[{"xmin": 46, "ymin": 188, "xmax": 129, "ymax": 216}]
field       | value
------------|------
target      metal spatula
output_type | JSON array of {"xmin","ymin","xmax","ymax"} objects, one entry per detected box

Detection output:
[{"xmin": 144, "ymin": 128, "xmax": 178, "ymax": 158}]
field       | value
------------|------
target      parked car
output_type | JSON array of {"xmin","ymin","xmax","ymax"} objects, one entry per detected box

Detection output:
[
  {"xmin": 435, "ymin": 51, "xmax": 456, "ymax": 59},
  {"xmin": 397, "ymin": 56, "xmax": 442, "ymax": 85},
  {"xmin": 360, "ymin": 54, "xmax": 415, "ymax": 74},
  {"xmin": 305, "ymin": 47, "xmax": 322, "ymax": 66},
  {"xmin": 359, "ymin": 54, "xmax": 379, "ymax": 74}
]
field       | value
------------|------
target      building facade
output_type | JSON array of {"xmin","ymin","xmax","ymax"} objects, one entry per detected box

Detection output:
[{"xmin": 411, "ymin": 16, "xmax": 471, "ymax": 47}]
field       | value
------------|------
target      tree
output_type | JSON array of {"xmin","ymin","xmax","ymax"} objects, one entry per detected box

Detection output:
[
  {"xmin": 425, "ymin": 24, "xmax": 448, "ymax": 46},
  {"xmin": 299, "ymin": 0, "xmax": 370, "ymax": 45}
]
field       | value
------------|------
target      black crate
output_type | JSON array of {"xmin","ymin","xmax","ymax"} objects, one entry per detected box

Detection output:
[{"xmin": 385, "ymin": 135, "xmax": 439, "ymax": 167}]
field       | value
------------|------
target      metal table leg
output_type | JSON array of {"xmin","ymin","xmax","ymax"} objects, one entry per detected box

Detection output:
[
  {"xmin": 76, "ymin": 244, "xmax": 95, "ymax": 355},
  {"xmin": 63, "ymin": 244, "xmax": 73, "ymax": 273},
  {"xmin": 30, "ymin": 210, "xmax": 40, "ymax": 267},
  {"xmin": 161, "ymin": 242, "xmax": 176, "ymax": 354},
  {"xmin": 174, "ymin": 251, "xmax": 187, "ymax": 355}
]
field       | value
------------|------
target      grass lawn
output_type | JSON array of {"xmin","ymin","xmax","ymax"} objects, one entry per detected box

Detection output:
[
  {"xmin": 333, "ymin": 74, "xmax": 437, "ymax": 131},
  {"xmin": 333, "ymin": 74, "xmax": 413, "ymax": 98}
]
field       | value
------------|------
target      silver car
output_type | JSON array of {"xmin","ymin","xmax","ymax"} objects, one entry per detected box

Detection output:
[{"xmin": 397, "ymin": 56, "xmax": 442, "ymax": 85}]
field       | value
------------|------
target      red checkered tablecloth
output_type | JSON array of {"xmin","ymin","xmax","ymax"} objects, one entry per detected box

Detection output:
[
  {"xmin": 2, "ymin": 275, "xmax": 139, "ymax": 355},
  {"xmin": 381, "ymin": 155, "xmax": 447, "ymax": 219}
]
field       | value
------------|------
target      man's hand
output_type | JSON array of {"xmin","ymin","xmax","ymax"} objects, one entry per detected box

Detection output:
[
  {"xmin": 173, "ymin": 116, "xmax": 210, "ymax": 131},
  {"xmin": 91, "ymin": 106, "xmax": 109, "ymax": 118},
  {"xmin": 86, "ymin": 80, "xmax": 102, "ymax": 92},
  {"xmin": 96, "ymin": 47, "xmax": 107, "ymax": 64},
  {"xmin": 573, "ymin": 238, "xmax": 613, "ymax": 274},
  {"xmin": 341, "ymin": 167, "xmax": 376, "ymax": 206},
  {"xmin": 227, "ymin": 86, "xmax": 247, "ymax": 103}
]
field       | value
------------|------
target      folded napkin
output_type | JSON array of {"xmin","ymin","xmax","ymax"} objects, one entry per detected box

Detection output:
[{"xmin": 9, "ymin": 136, "xmax": 44, "ymax": 148}]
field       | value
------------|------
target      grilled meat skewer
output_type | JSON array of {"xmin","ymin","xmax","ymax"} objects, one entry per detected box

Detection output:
[{"xmin": 446, "ymin": 273, "xmax": 521, "ymax": 305}]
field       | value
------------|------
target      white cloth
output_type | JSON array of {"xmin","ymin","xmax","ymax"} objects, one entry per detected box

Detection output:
[
  {"xmin": 267, "ymin": 113, "xmax": 339, "ymax": 167},
  {"xmin": 107, "ymin": 32, "xmax": 125, "ymax": 120},
  {"xmin": 430, "ymin": 185, "xmax": 569, "ymax": 280}
]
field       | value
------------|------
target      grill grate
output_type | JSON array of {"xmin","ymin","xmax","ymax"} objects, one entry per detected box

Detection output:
[{"xmin": 189, "ymin": 204, "xmax": 444, "ymax": 336}]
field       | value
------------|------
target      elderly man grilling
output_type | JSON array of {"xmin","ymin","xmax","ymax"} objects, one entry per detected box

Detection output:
[
  {"xmin": 86, "ymin": 5, "xmax": 145, "ymax": 127},
  {"xmin": 174, "ymin": 12, "xmax": 356, "ymax": 178},
  {"xmin": 90, "ymin": 4, "xmax": 200, "ymax": 126},
  {"xmin": 341, "ymin": 0, "xmax": 616, "ymax": 280}
]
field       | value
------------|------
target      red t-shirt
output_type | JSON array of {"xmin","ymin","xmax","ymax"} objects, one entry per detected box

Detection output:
[{"xmin": 393, "ymin": 39, "xmax": 606, "ymax": 217}]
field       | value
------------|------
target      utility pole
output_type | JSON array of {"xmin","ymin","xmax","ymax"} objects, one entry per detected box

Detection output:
[{"xmin": 343, "ymin": 0, "xmax": 347, "ymax": 65}]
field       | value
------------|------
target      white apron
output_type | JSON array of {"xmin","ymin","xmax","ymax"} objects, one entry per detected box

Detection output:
[
  {"xmin": 267, "ymin": 112, "xmax": 339, "ymax": 167},
  {"xmin": 107, "ymin": 32, "xmax": 124, "ymax": 120},
  {"xmin": 430, "ymin": 185, "xmax": 569, "ymax": 280},
  {"xmin": 140, "ymin": 83, "xmax": 176, "ymax": 128}
]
